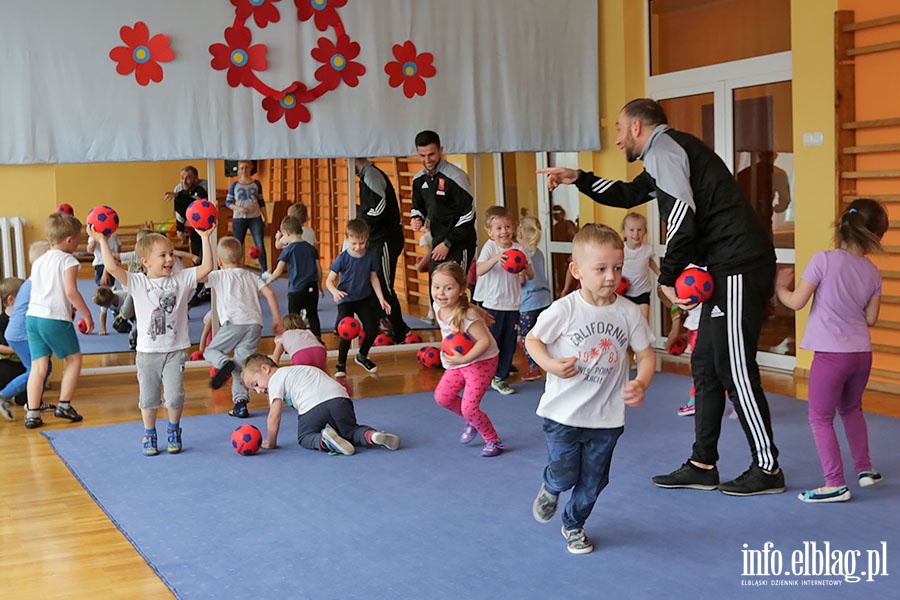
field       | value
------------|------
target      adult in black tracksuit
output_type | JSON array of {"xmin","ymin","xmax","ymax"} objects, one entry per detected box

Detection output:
[
  {"xmin": 539, "ymin": 99, "xmax": 783, "ymax": 497},
  {"xmin": 409, "ymin": 131, "xmax": 477, "ymax": 277},
  {"xmin": 164, "ymin": 165, "xmax": 209, "ymax": 306},
  {"xmin": 355, "ymin": 158, "xmax": 408, "ymax": 341}
]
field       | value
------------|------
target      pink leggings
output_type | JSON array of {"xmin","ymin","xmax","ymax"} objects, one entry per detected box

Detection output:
[
  {"xmin": 291, "ymin": 347, "xmax": 327, "ymax": 371},
  {"xmin": 434, "ymin": 355, "xmax": 499, "ymax": 443}
]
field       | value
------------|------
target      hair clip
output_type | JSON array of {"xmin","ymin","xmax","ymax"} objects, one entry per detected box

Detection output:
[{"xmin": 848, "ymin": 208, "xmax": 858, "ymax": 213}]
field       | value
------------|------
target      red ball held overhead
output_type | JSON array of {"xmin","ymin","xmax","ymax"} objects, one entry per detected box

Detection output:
[
  {"xmin": 186, "ymin": 199, "xmax": 218, "ymax": 231},
  {"xmin": 86, "ymin": 205, "xmax": 120, "ymax": 236}
]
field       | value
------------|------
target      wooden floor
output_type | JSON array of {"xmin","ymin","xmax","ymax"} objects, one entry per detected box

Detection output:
[{"xmin": 1, "ymin": 324, "xmax": 898, "ymax": 598}]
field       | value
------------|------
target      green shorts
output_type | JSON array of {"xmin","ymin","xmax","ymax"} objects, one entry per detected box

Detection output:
[{"xmin": 25, "ymin": 316, "xmax": 80, "ymax": 359}]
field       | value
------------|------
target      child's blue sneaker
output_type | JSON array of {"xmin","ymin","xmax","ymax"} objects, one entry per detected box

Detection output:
[
  {"xmin": 167, "ymin": 427, "xmax": 182, "ymax": 454},
  {"xmin": 797, "ymin": 486, "xmax": 850, "ymax": 503},
  {"xmin": 143, "ymin": 433, "xmax": 158, "ymax": 456},
  {"xmin": 858, "ymin": 471, "xmax": 883, "ymax": 487}
]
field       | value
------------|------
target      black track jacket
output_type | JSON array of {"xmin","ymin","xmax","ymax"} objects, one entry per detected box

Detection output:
[
  {"xmin": 357, "ymin": 161, "xmax": 403, "ymax": 246},
  {"xmin": 411, "ymin": 158, "xmax": 477, "ymax": 250},
  {"xmin": 575, "ymin": 125, "xmax": 775, "ymax": 287}
]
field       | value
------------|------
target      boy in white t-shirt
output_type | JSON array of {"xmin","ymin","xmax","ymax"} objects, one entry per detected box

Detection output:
[
  {"xmin": 206, "ymin": 236, "xmax": 283, "ymax": 418},
  {"xmin": 525, "ymin": 224, "xmax": 655, "ymax": 555},
  {"xmin": 473, "ymin": 206, "xmax": 533, "ymax": 395},
  {"xmin": 275, "ymin": 202, "xmax": 317, "ymax": 250},
  {"xmin": 24, "ymin": 213, "xmax": 94, "ymax": 430},
  {"xmin": 241, "ymin": 354, "xmax": 399, "ymax": 454},
  {"xmin": 91, "ymin": 225, "xmax": 215, "ymax": 456}
]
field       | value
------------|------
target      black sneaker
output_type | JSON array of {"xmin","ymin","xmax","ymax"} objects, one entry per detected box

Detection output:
[
  {"xmin": 719, "ymin": 464, "xmax": 785, "ymax": 496},
  {"xmin": 54, "ymin": 404, "xmax": 83, "ymax": 422},
  {"xmin": 211, "ymin": 360, "xmax": 236, "ymax": 390},
  {"xmin": 334, "ymin": 364, "xmax": 347, "ymax": 378},
  {"xmin": 652, "ymin": 461, "xmax": 719, "ymax": 490},
  {"xmin": 25, "ymin": 415, "xmax": 43, "ymax": 429},
  {"xmin": 354, "ymin": 354, "xmax": 378, "ymax": 373},
  {"xmin": 228, "ymin": 400, "xmax": 250, "ymax": 419}
]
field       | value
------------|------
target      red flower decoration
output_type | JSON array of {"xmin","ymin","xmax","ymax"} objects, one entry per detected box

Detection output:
[
  {"xmin": 295, "ymin": 0, "xmax": 348, "ymax": 32},
  {"xmin": 262, "ymin": 83, "xmax": 315, "ymax": 129},
  {"xmin": 232, "ymin": 0, "xmax": 282, "ymax": 28},
  {"xmin": 311, "ymin": 34, "xmax": 365, "ymax": 90},
  {"xmin": 109, "ymin": 22, "xmax": 174, "ymax": 86},
  {"xmin": 384, "ymin": 41, "xmax": 436, "ymax": 98},
  {"xmin": 209, "ymin": 25, "xmax": 269, "ymax": 88}
]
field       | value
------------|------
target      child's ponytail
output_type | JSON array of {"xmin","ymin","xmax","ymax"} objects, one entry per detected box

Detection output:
[{"xmin": 835, "ymin": 198, "xmax": 888, "ymax": 254}]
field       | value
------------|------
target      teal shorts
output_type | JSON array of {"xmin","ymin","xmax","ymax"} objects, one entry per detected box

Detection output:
[{"xmin": 25, "ymin": 316, "xmax": 80, "ymax": 359}]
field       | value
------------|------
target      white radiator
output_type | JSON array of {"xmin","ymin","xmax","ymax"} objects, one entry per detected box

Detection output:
[{"xmin": 0, "ymin": 217, "xmax": 27, "ymax": 279}]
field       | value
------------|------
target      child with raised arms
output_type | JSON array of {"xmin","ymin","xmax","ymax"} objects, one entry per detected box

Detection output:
[
  {"xmin": 432, "ymin": 262, "xmax": 504, "ymax": 457},
  {"xmin": 91, "ymin": 225, "xmax": 214, "ymax": 455},
  {"xmin": 24, "ymin": 213, "xmax": 94, "ymax": 429},
  {"xmin": 775, "ymin": 198, "xmax": 887, "ymax": 503},
  {"xmin": 526, "ymin": 224, "xmax": 654, "ymax": 554},
  {"xmin": 473, "ymin": 205, "xmax": 533, "ymax": 395},
  {"xmin": 241, "ymin": 353, "xmax": 399, "ymax": 454},
  {"xmin": 205, "ymin": 236, "xmax": 283, "ymax": 419}
]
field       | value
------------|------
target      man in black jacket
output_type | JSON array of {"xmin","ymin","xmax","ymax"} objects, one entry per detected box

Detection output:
[
  {"xmin": 410, "ymin": 131, "xmax": 477, "ymax": 275},
  {"xmin": 355, "ymin": 158, "xmax": 408, "ymax": 342},
  {"xmin": 538, "ymin": 98, "xmax": 783, "ymax": 497},
  {"xmin": 164, "ymin": 165, "xmax": 209, "ymax": 307}
]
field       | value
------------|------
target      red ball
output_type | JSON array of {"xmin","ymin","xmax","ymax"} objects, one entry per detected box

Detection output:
[
  {"xmin": 189, "ymin": 350, "xmax": 204, "ymax": 361},
  {"xmin": 404, "ymin": 333, "xmax": 423, "ymax": 344},
  {"xmin": 186, "ymin": 199, "xmax": 218, "ymax": 231},
  {"xmin": 56, "ymin": 203, "xmax": 74, "ymax": 216},
  {"xmin": 675, "ymin": 267, "xmax": 714, "ymax": 304},
  {"xmin": 441, "ymin": 332, "xmax": 475, "ymax": 356},
  {"xmin": 500, "ymin": 248, "xmax": 528, "ymax": 274},
  {"xmin": 417, "ymin": 346, "xmax": 442, "ymax": 368},
  {"xmin": 231, "ymin": 424, "xmax": 262, "ymax": 456},
  {"xmin": 373, "ymin": 333, "xmax": 393, "ymax": 347},
  {"xmin": 337, "ymin": 316, "xmax": 362, "ymax": 340},
  {"xmin": 86, "ymin": 205, "xmax": 119, "ymax": 236},
  {"xmin": 668, "ymin": 336, "xmax": 688, "ymax": 356},
  {"xmin": 76, "ymin": 317, "xmax": 88, "ymax": 333},
  {"xmin": 617, "ymin": 276, "xmax": 630, "ymax": 296},
  {"xmin": 248, "ymin": 246, "xmax": 261, "ymax": 259}
]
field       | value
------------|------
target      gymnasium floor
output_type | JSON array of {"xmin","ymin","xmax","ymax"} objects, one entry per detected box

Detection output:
[{"xmin": 0, "ymin": 297, "xmax": 897, "ymax": 599}]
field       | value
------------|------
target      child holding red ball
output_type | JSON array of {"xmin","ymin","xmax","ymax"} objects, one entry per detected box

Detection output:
[
  {"xmin": 432, "ymin": 262, "xmax": 504, "ymax": 457},
  {"xmin": 472, "ymin": 206, "xmax": 533, "ymax": 395}
]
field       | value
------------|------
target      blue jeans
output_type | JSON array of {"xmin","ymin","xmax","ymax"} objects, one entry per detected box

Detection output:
[
  {"xmin": 232, "ymin": 217, "xmax": 267, "ymax": 272},
  {"xmin": 1, "ymin": 339, "xmax": 51, "ymax": 402},
  {"xmin": 485, "ymin": 308, "xmax": 517, "ymax": 380},
  {"xmin": 542, "ymin": 418, "xmax": 624, "ymax": 530}
]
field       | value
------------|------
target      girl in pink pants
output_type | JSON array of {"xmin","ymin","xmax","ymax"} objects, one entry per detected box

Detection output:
[
  {"xmin": 431, "ymin": 262, "xmax": 504, "ymax": 457},
  {"xmin": 272, "ymin": 313, "xmax": 327, "ymax": 372}
]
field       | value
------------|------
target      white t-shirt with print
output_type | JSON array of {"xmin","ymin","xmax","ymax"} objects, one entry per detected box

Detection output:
[
  {"xmin": 472, "ymin": 240, "xmax": 528, "ymax": 311},
  {"xmin": 206, "ymin": 268, "xmax": 265, "ymax": 326},
  {"xmin": 27, "ymin": 249, "xmax": 81, "ymax": 322},
  {"xmin": 433, "ymin": 304, "xmax": 499, "ymax": 369},
  {"xmin": 530, "ymin": 291, "xmax": 654, "ymax": 429},
  {"xmin": 126, "ymin": 268, "xmax": 197, "ymax": 353},
  {"xmin": 267, "ymin": 365, "xmax": 349, "ymax": 415},
  {"xmin": 622, "ymin": 242, "xmax": 655, "ymax": 296}
]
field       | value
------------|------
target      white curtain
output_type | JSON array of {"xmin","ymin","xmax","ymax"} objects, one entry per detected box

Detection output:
[{"xmin": 0, "ymin": 0, "xmax": 599, "ymax": 164}]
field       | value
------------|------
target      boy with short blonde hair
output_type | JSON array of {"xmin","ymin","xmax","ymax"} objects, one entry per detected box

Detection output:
[
  {"xmin": 91, "ymin": 227, "xmax": 215, "ymax": 455},
  {"xmin": 241, "ymin": 353, "xmax": 399, "ymax": 454},
  {"xmin": 525, "ymin": 224, "xmax": 655, "ymax": 554},
  {"xmin": 206, "ymin": 236, "xmax": 283, "ymax": 419},
  {"xmin": 24, "ymin": 213, "xmax": 93, "ymax": 429}
]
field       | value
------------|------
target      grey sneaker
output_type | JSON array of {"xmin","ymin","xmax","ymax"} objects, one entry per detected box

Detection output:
[
  {"xmin": 321, "ymin": 425, "xmax": 355, "ymax": 456},
  {"xmin": 719, "ymin": 464, "xmax": 785, "ymax": 496},
  {"xmin": 561, "ymin": 526, "xmax": 593, "ymax": 554},
  {"xmin": 0, "ymin": 398, "xmax": 13, "ymax": 421},
  {"xmin": 652, "ymin": 461, "xmax": 719, "ymax": 490},
  {"xmin": 532, "ymin": 483, "xmax": 559, "ymax": 523},
  {"xmin": 370, "ymin": 431, "xmax": 400, "ymax": 450},
  {"xmin": 491, "ymin": 378, "xmax": 516, "ymax": 395}
]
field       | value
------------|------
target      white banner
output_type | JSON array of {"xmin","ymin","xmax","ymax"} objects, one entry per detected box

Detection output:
[{"xmin": 0, "ymin": 0, "xmax": 599, "ymax": 164}]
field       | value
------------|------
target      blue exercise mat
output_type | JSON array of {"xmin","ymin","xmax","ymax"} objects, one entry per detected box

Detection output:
[
  {"xmin": 73, "ymin": 276, "xmax": 435, "ymax": 354},
  {"xmin": 43, "ymin": 373, "xmax": 898, "ymax": 599}
]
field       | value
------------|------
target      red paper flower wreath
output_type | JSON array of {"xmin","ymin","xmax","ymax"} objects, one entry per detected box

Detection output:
[
  {"xmin": 384, "ymin": 41, "xmax": 436, "ymax": 98},
  {"xmin": 109, "ymin": 22, "xmax": 174, "ymax": 86}
]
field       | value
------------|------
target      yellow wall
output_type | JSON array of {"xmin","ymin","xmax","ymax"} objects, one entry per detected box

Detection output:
[
  {"xmin": 790, "ymin": 0, "xmax": 839, "ymax": 371},
  {"xmin": 0, "ymin": 165, "xmax": 57, "ymax": 263}
]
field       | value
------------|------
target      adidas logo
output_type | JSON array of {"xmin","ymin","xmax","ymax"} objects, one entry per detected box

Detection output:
[
  {"xmin": 710, "ymin": 305, "xmax": 725, "ymax": 318},
  {"xmin": 421, "ymin": 182, "xmax": 429, "ymax": 189}
]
